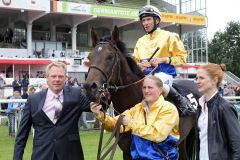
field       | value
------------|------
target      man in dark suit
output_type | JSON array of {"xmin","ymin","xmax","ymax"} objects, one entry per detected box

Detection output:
[{"xmin": 14, "ymin": 62, "xmax": 91, "ymax": 160}]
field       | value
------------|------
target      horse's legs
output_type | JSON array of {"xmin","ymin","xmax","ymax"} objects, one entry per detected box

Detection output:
[
  {"xmin": 186, "ymin": 128, "xmax": 197, "ymax": 160},
  {"xmin": 178, "ymin": 140, "xmax": 188, "ymax": 160},
  {"xmin": 123, "ymin": 153, "xmax": 132, "ymax": 160},
  {"xmin": 178, "ymin": 116, "xmax": 196, "ymax": 160},
  {"xmin": 179, "ymin": 116, "xmax": 194, "ymax": 142},
  {"xmin": 118, "ymin": 132, "xmax": 132, "ymax": 160}
]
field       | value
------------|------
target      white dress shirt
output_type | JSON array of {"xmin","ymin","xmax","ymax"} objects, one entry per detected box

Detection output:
[
  {"xmin": 42, "ymin": 89, "xmax": 63, "ymax": 123},
  {"xmin": 198, "ymin": 91, "xmax": 217, "ymax": 160}
]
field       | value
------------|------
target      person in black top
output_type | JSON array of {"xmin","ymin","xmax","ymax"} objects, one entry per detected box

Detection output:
[
  {"xmin": 195, "ymin": 63, "xmax": 240, "ymax": 160},
  {"xmin": 21, "ymin": 76, "xmax": 29, "ymax": 95},
  {"xmin": 21, "ymin": 86, "xmax": 36, "ymax": 99},
  {"xmin": 12, "ymin": 76, "xmax": 22, "ymax": 94}
]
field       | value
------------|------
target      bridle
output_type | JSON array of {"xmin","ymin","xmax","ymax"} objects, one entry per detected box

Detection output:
[
  {"xmin": 87, "ymin": 41, "xmax": 124, "ymax": 160},
  {"xmin": 88, "ymin": 41, "xmax": 123, "ymax": 112},
  {"xmin": 88, "ymin": 41, "xmax": 121, "ymax": 86}
]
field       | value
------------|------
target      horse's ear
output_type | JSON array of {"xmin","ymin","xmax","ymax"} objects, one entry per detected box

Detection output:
[
  {"xmin": 111, "ymin": 26, "xmax": 120, "ymax": 43},
  {"xmin": 91, "ymin": 27, "xmax": 99, "ymax": 47}
]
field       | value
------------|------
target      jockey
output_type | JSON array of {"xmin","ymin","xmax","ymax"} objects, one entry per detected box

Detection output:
[{"xmin": 133, "ymin": 5, "xmax": 193, "ymax": 116}]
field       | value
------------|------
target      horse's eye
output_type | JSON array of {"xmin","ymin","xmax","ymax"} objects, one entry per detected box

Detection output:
[{"xmin": 107, "ymin": 54, "xmax": 114, "ymax": 60}]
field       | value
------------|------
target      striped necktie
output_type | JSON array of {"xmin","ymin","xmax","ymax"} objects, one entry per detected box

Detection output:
[{"xmin": 53, "ymin": 95, "xmax": 62, "ymax": 124}]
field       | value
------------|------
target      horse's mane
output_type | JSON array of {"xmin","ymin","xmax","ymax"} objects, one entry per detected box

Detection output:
[{"xmin": 100, "ymin": 35, "xmax": 145, "ymax": 78}]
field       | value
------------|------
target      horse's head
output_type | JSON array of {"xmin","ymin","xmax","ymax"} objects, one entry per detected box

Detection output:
[{"xmin": 83, "ymin": 26, "xmax": 123, "ymax": 103}]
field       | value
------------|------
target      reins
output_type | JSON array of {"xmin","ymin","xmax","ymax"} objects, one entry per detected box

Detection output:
[
  {"xmin": 105, "ymin": 65, "xmax": 158, "ymax": 92},
  {"xmin": 91, "ymin": 41, "xmax": 159, "ymax": 160},
  {"xmin": 96, "ymin": 66, "xmax": 158, "ymax": 160},
  {"xmin": 105, "ymin": 47, "xmax": 160, "ymax": 91},
  {"xmin": 96, "ymin": 96, "xmax": 125, "ymax": 160}
]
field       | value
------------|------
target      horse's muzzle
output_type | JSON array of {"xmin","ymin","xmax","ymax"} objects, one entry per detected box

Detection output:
[{"xmin": 83, "ymin": 82, "xmax": 100, "ymax": 102}]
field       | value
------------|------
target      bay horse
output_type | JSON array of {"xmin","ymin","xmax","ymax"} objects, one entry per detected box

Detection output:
[{"xmin": 83, "ymin": 26, "xmax": 199, "ymax": 160}]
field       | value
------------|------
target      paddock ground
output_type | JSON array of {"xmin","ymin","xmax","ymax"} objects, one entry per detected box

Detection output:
[{"xmin": 0, "ymin": 119, "xmax": 122, "ymax": 160}]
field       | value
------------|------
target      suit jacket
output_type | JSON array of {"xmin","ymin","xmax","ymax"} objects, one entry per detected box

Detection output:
[{"xmin": 14, "ymin": 86, "xmax": 91, "ymax": 160}]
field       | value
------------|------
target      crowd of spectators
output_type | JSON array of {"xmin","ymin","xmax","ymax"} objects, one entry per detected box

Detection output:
[
  {"xmin": 0, "ymin": 75, "xmax": 41, "ymax": 137},
  {"xmin": 219, "ymin": 81, "xmax": 238, "ymax": 97},
  {"xmin": 36, "ymin": 71, "xmax": 46, "ymax": 78}
]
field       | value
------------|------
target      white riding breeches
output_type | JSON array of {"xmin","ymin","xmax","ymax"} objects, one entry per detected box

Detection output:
[{"xmin": 154, "ymin": 72, "xmax": 173, "ymax": 86}]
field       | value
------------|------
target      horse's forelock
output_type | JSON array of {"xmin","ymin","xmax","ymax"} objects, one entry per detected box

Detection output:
[{"xmin": 100, "ymin": 35, "xmax": 111, "ymax": 42}]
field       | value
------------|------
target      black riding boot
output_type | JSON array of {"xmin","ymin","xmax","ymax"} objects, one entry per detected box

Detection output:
[{"xmin": 167, "ymin": 87, "xmax": 196, "ymax": 116}]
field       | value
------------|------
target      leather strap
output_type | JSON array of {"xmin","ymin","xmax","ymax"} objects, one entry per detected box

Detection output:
[{"xmin": 97, "ymin": 114, "xmax": 125, "ymax": 160}]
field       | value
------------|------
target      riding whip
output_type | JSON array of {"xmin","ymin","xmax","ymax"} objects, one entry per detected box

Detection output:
[{"xmin": 148, "ymin": 47, "xmax": 160, "ymax": 62}]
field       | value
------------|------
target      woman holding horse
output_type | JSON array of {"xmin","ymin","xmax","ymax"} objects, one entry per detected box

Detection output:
[
  {"xmin": 195, "ymin": 63, "xmax": 240, "ymax": 160},
  {"xmin": 91, "ymin": 76, "xmax": 179, "ymax": 160}
]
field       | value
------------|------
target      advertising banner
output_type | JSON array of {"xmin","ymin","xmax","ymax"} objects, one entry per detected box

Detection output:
[
  {"xmin": 91, "ymin": 5, "xmax": 138, "ymax": 19},
  {"xmin": 53, "ymin": 1, "xmax": 90, "ymax": 15},
  {"xmin": 162, "ymin": 13, "xmax": 207, "ymax": 26},
  {"xmin": 52, "ymin": 1, "xmax": 207, "ymax": 25},
  {"xmin": 0, "ymin": 0, "xmax": 50, "ymax": 11}
]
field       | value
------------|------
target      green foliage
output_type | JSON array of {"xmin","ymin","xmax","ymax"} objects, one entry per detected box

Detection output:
[
  {"xmin": 0, "ymin": 122, "xmax": 122, "ymax": 160},
  {"xmin": 208, "ymin": 21, "xmax": 240, "ymax": 77}
]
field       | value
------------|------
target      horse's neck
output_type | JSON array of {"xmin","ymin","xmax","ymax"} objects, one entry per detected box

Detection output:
[{"xmin": 111, "ymin": 69, "xmax": 143, "ymax": 113}]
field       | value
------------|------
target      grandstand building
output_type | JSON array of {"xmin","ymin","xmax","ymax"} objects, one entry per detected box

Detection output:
[{"xmin": 0, "ymin": 0, "xmax": 207, "ymax": 95}]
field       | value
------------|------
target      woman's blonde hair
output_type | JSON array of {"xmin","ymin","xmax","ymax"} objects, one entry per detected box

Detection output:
[{"xmin": 144, "ymin": 75, "xmax": 163, "ymax": 88}]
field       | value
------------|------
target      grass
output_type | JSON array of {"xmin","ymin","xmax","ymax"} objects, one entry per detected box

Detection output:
[{"xmin": 0, "ymin": 118, "xmax": 122, "ymax": 160}]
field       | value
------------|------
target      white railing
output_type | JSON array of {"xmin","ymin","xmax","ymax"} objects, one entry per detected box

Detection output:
[
  {"xmin": 223, "ymin": 96, "xmax": 240, "ymax": 100},
  {"xmin": 0, "ymin": 99, "xmax": 27, "ymax": 137},
  {"xmin": 223, "ymin": 96, "xmax": 240, "ymax": 106},
  {"xmin": 0, "ymin": 99, "xmax": 27, "ymax": 103}
]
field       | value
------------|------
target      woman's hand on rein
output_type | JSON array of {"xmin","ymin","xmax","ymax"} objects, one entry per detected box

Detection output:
[
  {"xmin": 122, "ymin": 115, "xmax": 130, "ymax": 126},
  {"xmin": 90, "ymin": 102, "xmax": 102, "ymax": 115}
]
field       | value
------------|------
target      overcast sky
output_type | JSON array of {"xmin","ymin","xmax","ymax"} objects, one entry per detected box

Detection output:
[{"xmin": 207, "ymin": 0, "xmax": 240, "ymax": 40}]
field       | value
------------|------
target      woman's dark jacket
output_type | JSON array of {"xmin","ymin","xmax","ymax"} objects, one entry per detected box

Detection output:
[{"xmin": 196, "ymin": 93, "xmax": 240, "ymax": 160}]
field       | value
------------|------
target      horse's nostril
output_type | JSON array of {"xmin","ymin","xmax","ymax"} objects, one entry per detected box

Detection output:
[
  {"xmin": 91, "ymin": 82, "xmax": 98, "ymax": 89},
  {"xmin": 83, "ymin": 83, "xmax": 88, "ymax": 89},
  {"xmin": 83, "ymin": 82, "xmax": 98, "ymax": 91},
  {"xmin": 82, "ymin": 82, "xmax": 99, "ymax": 102}
]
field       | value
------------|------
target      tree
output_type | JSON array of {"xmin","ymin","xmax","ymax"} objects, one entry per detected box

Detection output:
[{"xmin": 208, "ymin": 21, "xmax": 240, "ymax": 77}]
